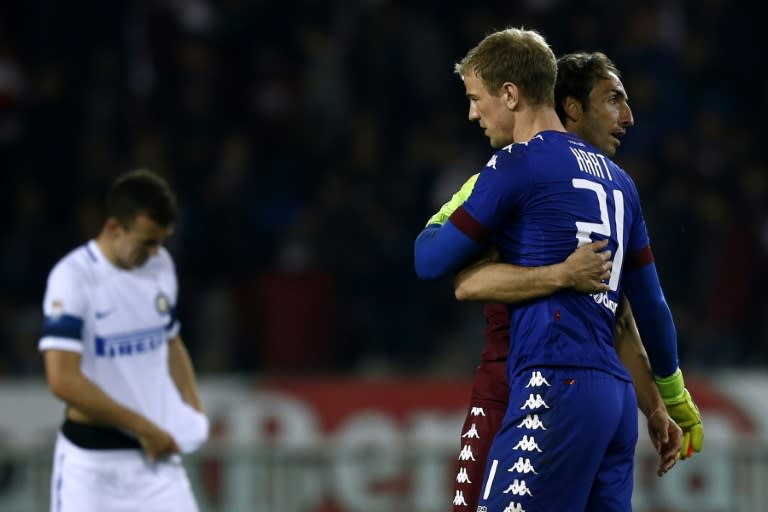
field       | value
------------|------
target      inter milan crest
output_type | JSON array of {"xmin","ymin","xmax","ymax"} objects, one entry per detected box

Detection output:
[{"xmin": 155, "ymin": 292, "xmax": 171, "ymax": 315}]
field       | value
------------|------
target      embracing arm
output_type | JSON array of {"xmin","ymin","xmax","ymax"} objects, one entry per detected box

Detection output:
[{"xmin": 454, "ymin": 240, "xmax": 611, "ymax": 302}]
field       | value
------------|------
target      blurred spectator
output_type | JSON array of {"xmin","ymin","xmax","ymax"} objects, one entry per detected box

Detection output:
[{"xmin": 0, "ymin": 1, "xmax": 763, "ymax": 376}]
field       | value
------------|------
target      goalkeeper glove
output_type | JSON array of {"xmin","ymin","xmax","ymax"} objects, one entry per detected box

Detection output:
[
  {"xmin": 425, "ymin": 174, "xmax": 479, "ymax": 227},
  {"xmin": 654, "ymin": 368, "xmax": 704, "ymax": 459}
]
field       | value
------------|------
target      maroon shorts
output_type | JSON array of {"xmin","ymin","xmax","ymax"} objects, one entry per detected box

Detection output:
[{"xmin": 451, "ymin": 398, "xmax": 506, "ymax": 512}]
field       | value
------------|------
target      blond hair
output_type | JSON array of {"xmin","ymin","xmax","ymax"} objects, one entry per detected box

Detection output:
[{"xmin": 454, "ymin": 27, "xmax": 557, "ymax": 106}]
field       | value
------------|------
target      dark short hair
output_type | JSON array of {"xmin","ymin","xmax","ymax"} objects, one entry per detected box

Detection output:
[
  {"xmin": 105, "ymin": 169, "xmax": 177, "ymax": 227},
  {"xmin": 555, "ymin": 52, "xmax": 621, "ymax": 124}
]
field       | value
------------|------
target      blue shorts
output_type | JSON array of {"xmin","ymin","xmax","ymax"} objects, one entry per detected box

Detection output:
[{"xmin": 477, "ymin": 367, "xmax": 637, "ymax": 512}]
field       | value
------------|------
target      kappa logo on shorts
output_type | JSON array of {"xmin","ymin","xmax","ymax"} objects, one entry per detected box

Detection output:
[
  {"xmin": 512, "ymin": 435, "xmax": 542, "ymax": 452},
  {"xmin": 458, "ymin": 445, "xmax": 476, "ymax": 461},
  {"xmin": 462, "ymin": 423, "xmax": 480, "ymax": 439},
  {"xmin": 503, "ymin": 501, "xmax": 526, "ymax": 512},
  {"xmin": 453, "ymin": 490, "xmax": 468, "ymax": 506},
  {"xmin": 525, "ymin": 371, "xmax": 550, "ymax": 388},
  {"xmin": 456, "ymin": 467, "xmax": 472, "ymax": 483},
  {"xmin": 520, "ymin": 394, "xmax": 550, "ymax": 410},
  {"xmin": 503, "ymin": 479, "xmax": 533, "ymax": 497},
  {"xmin": 470, "ymin": 407, "xmax": 486, "ymax": 417},
  {"xmin": 508, "ymin": 457, "xmax": 538, "ymax": 475},
  {"xmin": 516, "ymin": 414, "xmax": 547, "ymax": 430}
]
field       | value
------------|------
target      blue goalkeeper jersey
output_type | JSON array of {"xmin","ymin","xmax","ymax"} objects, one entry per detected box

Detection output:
[{"xmin": 450, "ymin": 131, "xmax": 652, "ymax": 380}]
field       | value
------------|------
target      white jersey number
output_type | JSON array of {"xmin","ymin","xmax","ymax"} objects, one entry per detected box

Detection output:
[{"xmin": 572, "ymin": 178, "xmax": 625, "ymax": 291}]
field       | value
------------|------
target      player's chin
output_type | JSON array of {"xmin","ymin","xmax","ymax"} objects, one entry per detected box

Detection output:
[
  {"xmin": 132, "ymin": 255, "xmax": 150, "ymax": 268},
  {"xmin": 603, "ymin": 140, "xmax": 618, "ymax": 158}
]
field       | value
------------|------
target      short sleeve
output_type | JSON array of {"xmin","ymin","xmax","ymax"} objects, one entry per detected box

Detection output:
[
  {"xmin": 159, "ymin": 248, "xmax": 181, "ymax": 340},
  {"xmin": 39, "ymin": 261, "xmax": 87, "ymax": 353}
]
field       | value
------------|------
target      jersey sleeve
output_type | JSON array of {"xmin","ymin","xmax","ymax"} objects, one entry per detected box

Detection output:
[
  {"xmin": 622, "ymin": 175, "xmax": 654, "ymax": 271},
  {"xmin": 39, "ymin": 261, "xmax": 87, "ymax": 353},
  {"xmin": 160, "ymin": 248, "xmax": 181, "ymax": 340},
  {"xmin": 458, "ymin": 147, "xmax": 529, "ymax": 237},
  {"xmin": 413, "ymin": 148, "xmax": 528, "ymax": 280},
  {"xmin": 619, "ymin": 175, "xmax": 679, "ymax": 376}
]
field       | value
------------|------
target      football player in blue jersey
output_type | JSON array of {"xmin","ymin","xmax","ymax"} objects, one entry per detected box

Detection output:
[
  {"xmin": 40, "ymin": 169, "xmax": 207, "ymax": 512},
  {"xmin": 440, "ymin": 51, "xmax": 695, "ymax": 512},
  {"xmin": 415, "ymin": 28, "xmax": 694, "ymax": 511}
]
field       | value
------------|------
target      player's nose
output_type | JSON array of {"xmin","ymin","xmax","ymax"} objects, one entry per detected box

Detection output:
[{"xmin": 620, "ymin": 103, "xmax": 635, "ymax": 128}]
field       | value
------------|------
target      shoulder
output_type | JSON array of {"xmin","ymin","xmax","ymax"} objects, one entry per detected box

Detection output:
[
  {"xmin": 48, "ymin": 244, "xmax": 96, "ymax": 284},
  {"xmin": 141, "ymin": 246, "xmax": 177, "ymax": 277},
  {"xmin": 483, "ymin": 143, "xmax": 530, "ymax": 176}
]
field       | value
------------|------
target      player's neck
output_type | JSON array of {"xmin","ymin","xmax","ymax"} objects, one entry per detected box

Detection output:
[
  {"xmin": 513, "ymin": 107, "xmax": 565, "ymax": 142},
  {"xmin": 94, "ymin": 235, "xmax": 121, "ymax": 269}
]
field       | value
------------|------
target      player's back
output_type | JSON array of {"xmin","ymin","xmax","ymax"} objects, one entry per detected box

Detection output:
[{"xmin": 463, "ymin": 131, "xmax": 648, "ymax": 380}]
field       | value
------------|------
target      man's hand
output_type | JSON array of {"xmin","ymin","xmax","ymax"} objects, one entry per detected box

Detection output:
[
  {"xmin": 137, "ymin": 422, "xmax": 180, "ymax": 461},
  {"xmin": 654, "ymin": 368, "xmax": 704, "ymax": 459},
  {"xmin": 646, "ymin": 408, "xmax": 683, "ymax": 476},
  {"xmin": 560, "ymin": 239, "xmax": 612, "ymax": 293}
]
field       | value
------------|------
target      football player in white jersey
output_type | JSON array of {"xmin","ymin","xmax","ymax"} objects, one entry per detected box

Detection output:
[{"xmin": 40, "ymin": 169, "xmax": 207, "ymax": 512}]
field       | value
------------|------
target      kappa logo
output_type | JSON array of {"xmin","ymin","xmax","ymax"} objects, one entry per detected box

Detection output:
[
  {"xmin": 462, "ymin": 423, "xmax": 480, "ymax": 439},
  {"xmin": 503, "ymin": 479, "xmax": 533, "ymax": 497},
  {"xmin": 517, "ymin": 414, "xmax": 547, "ymax": 430},
  {"xmin": 503, "ymin": 501, "xmax": 526, "ymax": 512},
  {"xmin": 471, "ymin": 407, "xmax": 486, "ymax": 417},
  {"xmin": 520, "ymin": 394, "xmax": 550, "ymax": 410},
  {"xmin": 459, "ymin": 444, "xmax": 476, "ymax": 461},
  {"xmin": 453, "ymin": 490, "xmax": 468, "ymax": 506},
  {"xmin": 456, "ymin": 467, "xmax": 472, "ymax": 483},
  {"xmin": 487, "ymin": 154, "xmax": 498, "ymax": 169},
  {"xmin": 508, "ymin": 457, "xmax": 538, "ymax": 475},
  {"xmin": 525, "ymin": 371, "xmax": 551, "ymax": 388},
  {"xmin": 513, "ymin": 435, "xmax": 542, "ymax": 452}
]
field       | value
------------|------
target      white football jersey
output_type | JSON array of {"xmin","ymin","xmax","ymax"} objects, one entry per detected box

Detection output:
[{"xmin": 39, "ymin": 240, "xmax": 204, "ymax": 449}]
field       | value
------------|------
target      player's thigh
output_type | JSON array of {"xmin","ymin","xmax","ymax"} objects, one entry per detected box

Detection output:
[
  {"xmin": 50, "ymin": 447, "xmax": 127, "ymax": 512},
  {"xmin": 452, "ymin": 400, "xmax": 506, "ymax": 512},
  {"xmin": 585, "ymin": 380, "xmax": 638, "ymax": 512},
  {"xmin": 139, "ymin": 458, "xmax": 199, "ymax": 512},
  {"xmin": 478, "ymin": 368, "xmax": 628, "ymax": 512}
]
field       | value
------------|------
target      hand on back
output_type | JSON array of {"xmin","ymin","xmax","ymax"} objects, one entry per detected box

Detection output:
[{"xmin": 563, "ymin": 239, "xmax": 612, "ymax": 293}]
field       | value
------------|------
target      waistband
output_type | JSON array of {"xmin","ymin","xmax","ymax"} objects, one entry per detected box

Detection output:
[{"xmin": 61, "ymin": 418, "xmax": 142, "ymax": 450}]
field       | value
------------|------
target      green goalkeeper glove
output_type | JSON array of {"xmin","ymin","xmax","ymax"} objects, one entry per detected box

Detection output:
[
  {"xmin": 654, "ymin": 368, "xmax": 704, "ymax": 459},
  {"xmin": 425, "ymin": 174, "xmax": 479, "ymax": 227}
]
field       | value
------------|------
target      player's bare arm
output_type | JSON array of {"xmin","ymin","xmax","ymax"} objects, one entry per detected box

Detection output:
[
  {"xmin": 614, "ymin": 298, "xmax": 682, "ymax": 476},
  {"xmin": 44, "ymin": 349, "xmax": 179, "ymax": 460},
  {"xmin": 168, "ymin": 335, "xmax": 204, "ymax": 413},
  {"xmin": 454, "ymin": 239, "xmax": 611, "ymax": 302}
]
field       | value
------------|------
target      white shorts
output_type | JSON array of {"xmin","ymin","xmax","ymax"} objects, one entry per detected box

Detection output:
[{"xmin": 50, "ymin": 432, "xmax": 199, "ymax": 512}]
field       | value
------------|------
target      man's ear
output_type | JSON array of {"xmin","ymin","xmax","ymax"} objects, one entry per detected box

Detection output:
[
  {"xmin": 564, "ymin": 97, "xmax": 583, "ymax": 122},
  {"xmin": 501, "ymin": 82, "xmax": 519, "ymax": 109},
  {"xmin": 102, "ymin": 217, "xmax": 122, "ymax": 237}
]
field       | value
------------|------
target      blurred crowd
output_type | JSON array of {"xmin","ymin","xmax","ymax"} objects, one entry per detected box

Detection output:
[{"xmin": 0, "ymin": 0, "xmax": 764, "ymax": 377}]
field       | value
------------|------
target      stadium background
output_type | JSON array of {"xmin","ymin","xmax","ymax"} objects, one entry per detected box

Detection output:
[{"xmin": 0, "ymin": 1, "xmax": 765, "ymax": 511}]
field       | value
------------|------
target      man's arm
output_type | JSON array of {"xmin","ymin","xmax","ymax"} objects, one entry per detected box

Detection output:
[
  {"xmin": 43, "ymin": 349, "xmax": 179, "ymax": 460},
  {"xmin": 614, "ymin": 297, "xmax": 681, "ymax": 476},
  {"xmin": 623, "ymin": 261, "xmax": 704, "ymax": 459},
  {"xmin": 453, "ymin": 240, "xmax": 611, "ymax": 302},
  {"xmin": 168, "ymin": 335, "xmax": 204, "ymax": 412}
]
